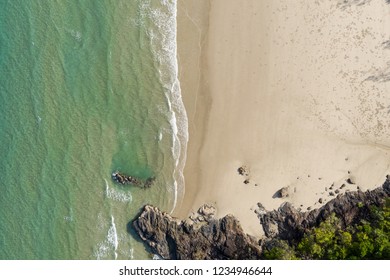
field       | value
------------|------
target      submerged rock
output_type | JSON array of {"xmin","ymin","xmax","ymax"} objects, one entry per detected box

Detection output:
[
  {"xmin": 112, "ymin": 171, "xmax": 154, "ymax": 188},
  {"xmin": 144, "ymin": 177, "xmax": 156, "ymax": 188}
]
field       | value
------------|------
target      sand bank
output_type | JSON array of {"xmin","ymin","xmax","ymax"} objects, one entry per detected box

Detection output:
[{"xmin": 176, "ymin": 0, "xmax": 390, "ymax": 236}]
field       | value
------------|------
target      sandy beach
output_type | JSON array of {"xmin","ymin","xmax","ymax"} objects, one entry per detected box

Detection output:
[{"xmin": 176, "ymin": 0, "xmax": 390, "ymax": 236}]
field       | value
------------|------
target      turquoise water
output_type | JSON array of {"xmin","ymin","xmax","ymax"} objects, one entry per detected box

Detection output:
[{"xmin": 0, "ymin": 0, "xmax": 187, "ymax": 259}]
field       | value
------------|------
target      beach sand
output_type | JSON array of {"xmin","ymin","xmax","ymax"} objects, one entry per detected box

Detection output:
[{"xmin": 176, "ymin": 0, "xmax": 390, "ymax": 236}]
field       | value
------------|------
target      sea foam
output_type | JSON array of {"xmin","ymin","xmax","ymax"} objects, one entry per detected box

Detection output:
[
  {"xmin": 94, "ymin": 213, "xmax": 120, "ymax": 260},
  {"xmin": 140, "ymin": 0, "xmax": 188, "ymax": 213},
  {"xmin": 104, "ymin": 179, "xmax": 132, "ymax": 203}
]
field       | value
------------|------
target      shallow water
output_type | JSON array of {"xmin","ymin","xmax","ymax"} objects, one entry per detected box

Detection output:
[{"xmin": 0, "ymin": 0, "xmax": 186, "ymax": 259}]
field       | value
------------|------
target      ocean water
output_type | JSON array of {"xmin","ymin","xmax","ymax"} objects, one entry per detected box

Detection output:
[{"xmin": 0, "ymin": 0, "xmax": 187, "ymax": 259}]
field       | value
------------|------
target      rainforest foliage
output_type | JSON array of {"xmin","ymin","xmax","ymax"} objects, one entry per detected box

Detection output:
[{"xmin": 264, "ymin": 199, "xmax": 390, "ymax": 260}]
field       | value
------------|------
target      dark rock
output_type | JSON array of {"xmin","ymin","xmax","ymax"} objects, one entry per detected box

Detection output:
[
  {"xmin": 335, "ymin": 190, "xmax": 340, "ymax": 194},
  {"xmin": 132, "ymin": 205, "xmax": 262, "ymax": 260},
  {"xmin": 319, "ymin": 198, "xmax": 323, "ymax": 204},
  {"xmin": 383, "ymin": 40, "xmax": 390, "ymax": 49},
  {"xmin": 237, "ymin": 166, "xmax": 250, "ymax": 176},
  {"xmin": 132, "ymin": 176, "xmax": 390, "ymax": 260},
  {"xmin": 346, "ymin": 178, "xmax": 355, "ymax": 184},
  {"xmin": 340, "ymin": 184, "xmax": 346, "ymax": 189},
  {"xmin": 197, "ymin": 204, "xmax": 216, "ymax": 221},
  {"xmin": 244, "ymin": 179, "xmax": 250, "ymax": 184},
  {"xmin": 338, "ymin": 0, "xmax": 372, "ymax": 10},
  {"xmin": 329, "ymin": 192, "xmax": 335, "ymax": 196},
  {"xmin": 112, "ymin": 171, "xmax": 154, "ymax": 189},
  {"xmin": 273, "ymin": 187, "xmax": 289, "ymax": 198},
  {"xmin": 256, "ymin": 176, "xmax": 390, "ymax": 241}
]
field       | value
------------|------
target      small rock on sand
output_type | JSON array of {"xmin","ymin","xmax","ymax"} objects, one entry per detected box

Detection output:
[
  {"xmin": 274, "ymin": 186, "xmax": 289, "ymax": 198},
  {"xmin": 346, "ymin": 178, "xmax": 355, "ymax": 184},
  {"xmin": 237, "ymin": 166, "xmax": 250, "ymax": 176}
]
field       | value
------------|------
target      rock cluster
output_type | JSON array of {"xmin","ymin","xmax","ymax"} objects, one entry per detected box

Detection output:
[
  {"xmin": 189, "ymin": 204, "xmax": 216, "ymax": 223},
  {"xmin": 132, "ymin": 205, "xmax": 262, "ymax": 260},
  {"xmin": 237, "ymin": 166, "xmax": 250, "ymax": 176},
  {"xmin": 256, "ymin": 175, "xmax": 390, "ymax": 242},
  {"xmin": 112, "ymin": 171, "xmax": 155, "ymax": 188},
  {"xmin": 237, "ymin": 165, "xmax": 257, "ymax": 185},
  {"xmin": 131, "ymin": 176, "xmax": 390, "ymax": 259}
]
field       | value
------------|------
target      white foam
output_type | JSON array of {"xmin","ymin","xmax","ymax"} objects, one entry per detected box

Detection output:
[
  {"xmin": 70, "ymin": 29, "xmax": 82, "ymax": 42},
  {"xmin": 129, "ymin": 248, "xmax": 134, "ymax": 260},
  {"xmin": 108, "ymin": 215, "xmax": 119, "ymax": 260},
  {"xmin": 63, "ymin": 207, "xmax": 73, "ymax": 222},
  {"xmin": 140, "ymin": 0, "xmax": 188, "ymax": 213},
  {"xmin": 104, "ymin": 179, "xmax": 132, "ymax": 202},
  {"xmin": 94, "ymin": 243, "xmax": 110, "ymax": 260},
  {"xmin": 63, "ymin": 216, "xmax": 72, "ymax": 222},
  {"xmin": 94, "ymin": 214, "xmax": 119, "ymax": 260}
]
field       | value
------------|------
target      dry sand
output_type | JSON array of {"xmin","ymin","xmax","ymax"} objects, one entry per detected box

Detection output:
[{"xmin": 176, "ymin": 0, "xmax": 390, "ymax": 236}]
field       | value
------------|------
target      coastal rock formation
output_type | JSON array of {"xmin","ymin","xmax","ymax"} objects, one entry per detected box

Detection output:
[
  {"xmin": 112, "ymin": 171, "xmax": 155, "ymax": 188},
  {"xmin": 132, "ymin": 176, "xmax": 389, "ymax": 259},
  {"xmin": 257, "ymin": 175, "xmax": 390, "ymax": 242},
  {"xmin": 132, "ymin": 205, "xmax": 262, "ymax": 260}
]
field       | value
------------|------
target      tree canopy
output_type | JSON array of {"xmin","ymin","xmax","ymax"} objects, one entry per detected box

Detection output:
[{"xmin": 263, "ymin": 199, "xmax": 390, "ymax": 260}]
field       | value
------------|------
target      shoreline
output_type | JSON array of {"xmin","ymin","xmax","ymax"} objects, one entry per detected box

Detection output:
[
  {"xmin": 175, "ymin": 0, "xmax": 211, "ymax": 215},
  {"xmin": 176, "ymin": 0, "xmax": 390, "ymax": 236}
]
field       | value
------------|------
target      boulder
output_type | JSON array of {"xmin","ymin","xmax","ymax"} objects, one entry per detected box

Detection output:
[{"xmin": 274, "ymin": 187, "xmax": 289, "ymax": 198}]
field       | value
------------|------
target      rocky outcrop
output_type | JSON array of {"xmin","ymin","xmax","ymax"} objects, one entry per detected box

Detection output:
[
  {"xmin": 132, "ymin": 176, "xmax": 390, "ymax": 259},
  {"xmin": 256, "ymin": 176, "xmax": 390, "ymax": 242},
  {"xmin": 112, "ymin": 171, "xmax": 155, "ymax": 188},
  {"xmin": 132, "ymin": 205, "xmax": 262, "ymax": 260}
]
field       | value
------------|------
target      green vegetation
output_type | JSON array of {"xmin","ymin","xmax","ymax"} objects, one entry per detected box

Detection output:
[{"xmin": 263, "ymin": 199, "xmax": 390, "ymax": 260}]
